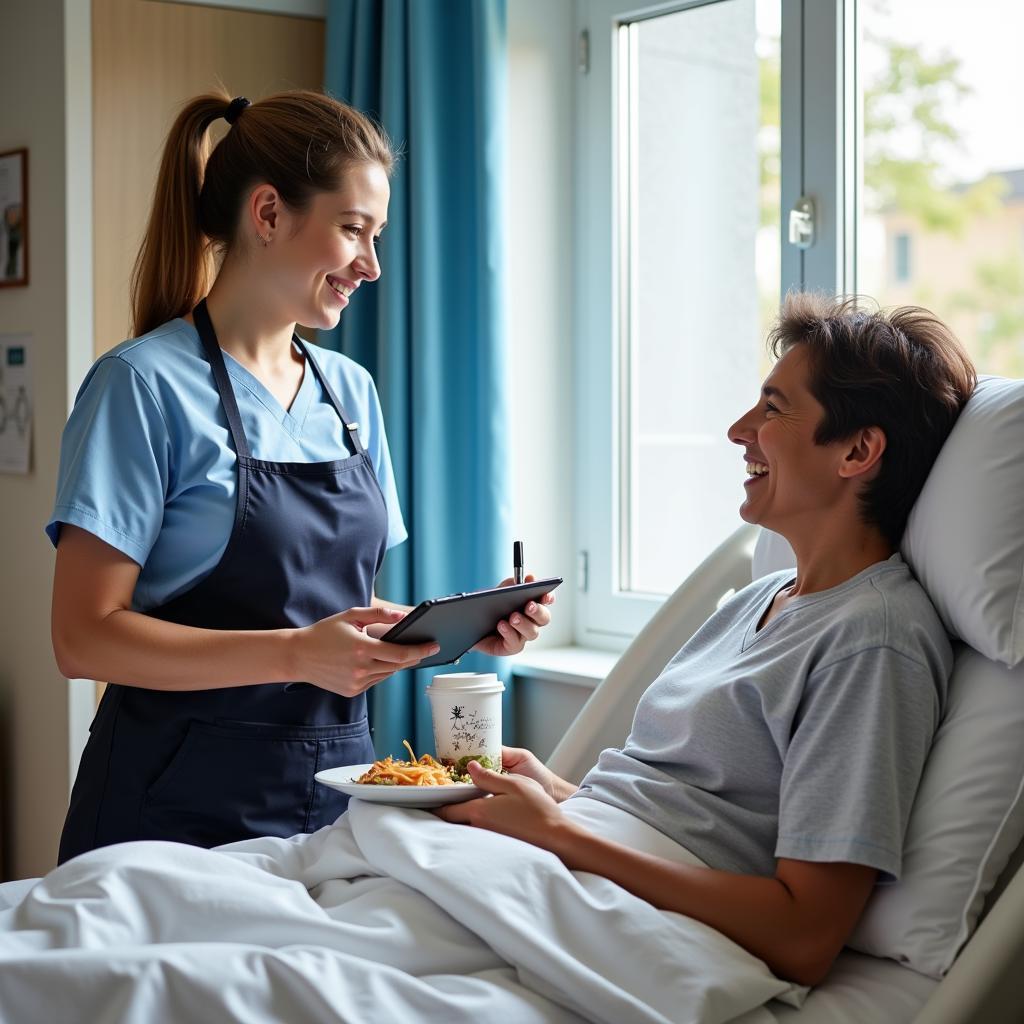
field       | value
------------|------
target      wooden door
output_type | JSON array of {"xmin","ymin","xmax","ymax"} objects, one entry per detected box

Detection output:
[
  {"xmin": 91, "ymin": 0, "xmax": 325, "ymax": 703},
  {"xmin": 93, "ymin": 0, "xmax": 325, "ymax": 355}
]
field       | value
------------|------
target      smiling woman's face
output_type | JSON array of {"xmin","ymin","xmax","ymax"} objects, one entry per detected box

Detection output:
[
  {"xmin": 262, "ymin": 161, "xmax": 391, "ymax": 331},
  {"xmin": 727, "ymin": 345, "xmax": 851, "ymax": 536}
]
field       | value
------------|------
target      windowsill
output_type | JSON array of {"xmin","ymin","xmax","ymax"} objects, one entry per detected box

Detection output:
[{"xmin": 506, "ymin": 645, "xmax": 621, "ymax": 690}]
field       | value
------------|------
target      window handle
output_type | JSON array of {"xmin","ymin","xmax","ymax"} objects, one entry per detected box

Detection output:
[{"xmin": 788, "ymin": 196, "xmax": 815, "ymax": 250}]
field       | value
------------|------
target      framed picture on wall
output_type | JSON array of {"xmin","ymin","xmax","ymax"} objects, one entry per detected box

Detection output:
[{"xmin": 0, "ymin": 148, "xmax": 28, "ymax": 288}]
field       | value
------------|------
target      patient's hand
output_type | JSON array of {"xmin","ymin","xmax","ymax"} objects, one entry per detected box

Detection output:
[
  {"xmin": 437, "ymin": 761, "xmax": 581, "ymax": 854},
  {"xmin": 501, "ymin": 746, "xmax": 578, "ymax": 802}
]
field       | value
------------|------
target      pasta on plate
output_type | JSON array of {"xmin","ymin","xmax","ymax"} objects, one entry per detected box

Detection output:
[{"xmin": 355, "ymin": 741, "xmax": 466, "ymax": 786}]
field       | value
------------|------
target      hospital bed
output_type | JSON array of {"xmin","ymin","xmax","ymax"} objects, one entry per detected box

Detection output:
[
  {"xmin": 2, "ymin": 378, "xmax": 1022, "ymax": 1023},
  {"xmin": 549, "ymin": 378, "xmax": 1024, "ymax": 1023}
]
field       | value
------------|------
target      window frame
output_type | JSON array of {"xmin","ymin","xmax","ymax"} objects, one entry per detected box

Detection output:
[{"xmin": 571, "ymin": 0, "xmax": 855, "ymax": 649}]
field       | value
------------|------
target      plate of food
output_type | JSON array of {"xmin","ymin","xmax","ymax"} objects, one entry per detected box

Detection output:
[{"xmin": 315, "ymin": 741, "xmax": 486, "ymax": 807}]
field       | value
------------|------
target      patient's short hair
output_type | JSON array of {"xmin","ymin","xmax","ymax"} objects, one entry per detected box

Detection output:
[{"xmin": 769, "ymin": 292, "xmax": 977, "ymax": 548}]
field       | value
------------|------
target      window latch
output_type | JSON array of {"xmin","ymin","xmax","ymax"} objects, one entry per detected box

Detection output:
[{"xmin": 788, "ymin": 196, "xmax": 815, "ymax": 250}]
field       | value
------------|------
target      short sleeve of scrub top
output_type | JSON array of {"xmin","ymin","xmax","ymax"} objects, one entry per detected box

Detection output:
[{"xmin": 46, "ymin": 319, "xmax": 407, "ymax": 612}]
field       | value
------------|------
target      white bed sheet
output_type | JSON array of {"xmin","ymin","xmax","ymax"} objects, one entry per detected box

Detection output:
[
  {"xmin": 0, "ymin": 878, "xmax": 36, "ymax": 911},
  {"xmin": 0, "ymin": 800, "xmax": 805, "ymax": 1024},
  {"xmin": 767, "ymin": 950, "xmax": 937, "ymax": 1023},
  {"xmin": 0, "ymin": 800, "xmax": 936, "ymax": 1024},
  {"xmin": 0, "ymin": 878, "xmax": 928, "ymax": 1024}
]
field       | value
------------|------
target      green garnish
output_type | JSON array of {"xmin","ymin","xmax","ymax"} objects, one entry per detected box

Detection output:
[{"xmin": 451, "ymin": 753, "xmax": 502, "ymax": 774}]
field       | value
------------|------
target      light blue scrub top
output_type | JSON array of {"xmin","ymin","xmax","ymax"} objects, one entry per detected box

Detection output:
[{"xmin": 46, "ymin": 318, "xmax": 407, "ymax": 612}]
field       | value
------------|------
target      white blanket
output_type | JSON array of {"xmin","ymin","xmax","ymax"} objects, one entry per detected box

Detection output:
[{"xmin": 0, "ymin": 801, "xmax": 800, "ymax": 1023}]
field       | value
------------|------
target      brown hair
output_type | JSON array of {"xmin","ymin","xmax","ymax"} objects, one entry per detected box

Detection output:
[
  {"xmin": 768, "ymin": 292, "xmax": 977, "ymax": 547},
  {"xmin": 130, "ymin": 89, "xmax": 394, "ymax": 338}
]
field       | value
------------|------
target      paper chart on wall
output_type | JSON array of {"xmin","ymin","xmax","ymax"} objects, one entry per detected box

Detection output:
[{"xmin": 0, "ymin": 333, "xmax": 32, "ymax": 474}]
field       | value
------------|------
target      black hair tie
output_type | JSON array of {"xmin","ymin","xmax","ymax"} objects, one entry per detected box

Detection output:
[{"xmin": 224, "ymin": 96, "xmax": 250, "ymax": 125}]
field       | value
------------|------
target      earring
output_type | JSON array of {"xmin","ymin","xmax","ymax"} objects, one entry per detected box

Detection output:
[{"xmin": 258, "ymin": 233, "xmax": 271, "ymax": 247}]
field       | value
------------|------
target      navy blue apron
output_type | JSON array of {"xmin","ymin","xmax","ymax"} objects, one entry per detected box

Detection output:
[{"xmin": 58, "ymin": 299, "xmax": 387, "ymax": 863}]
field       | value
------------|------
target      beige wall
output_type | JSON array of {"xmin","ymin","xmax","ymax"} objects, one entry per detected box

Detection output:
[{"xmin": 0, "ymin": 0, "xmax": 72, "ymax": 880}]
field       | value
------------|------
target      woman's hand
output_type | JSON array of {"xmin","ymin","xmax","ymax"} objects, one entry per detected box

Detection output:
[
  {"xmin": 436, "ymin": 760, "xmax": 579, "ymax": 854},
  {"xmin": 363, "ymin": 613, "xmax": 406, "ymax": 640},
  {"xmin": 297, "ymin": 607, "xmax": 439, "ymax": 697},
  {"xmin": 472, "ymin": 574, "xmax": 555, "ymax": 657},
  {"xmin": 500, "ymin": 745, "xmax": 578, "ymax": 801}
]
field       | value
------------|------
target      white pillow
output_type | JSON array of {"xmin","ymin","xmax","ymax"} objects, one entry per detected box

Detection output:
[
  {"xmin": 901, "ymin": 376, "xmax": 1024, "ymax": 668},
  {"xmin": 846, "ymin": 646, "xmax": 1024, "ymax": 978}
]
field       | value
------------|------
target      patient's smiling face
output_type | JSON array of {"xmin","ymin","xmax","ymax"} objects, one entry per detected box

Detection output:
[{"xmin": 727, "ymin": 345, "xmax": 851, "ymax": 535}]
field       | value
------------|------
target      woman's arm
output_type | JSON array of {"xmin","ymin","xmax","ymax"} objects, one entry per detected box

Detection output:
[
  {"xmin": 439, "ymin": 762, "xmax": 876, "ymax": 987},
  {"xmin": 52, "ymin": 525, "xmax": 438, "ymax": 695}
]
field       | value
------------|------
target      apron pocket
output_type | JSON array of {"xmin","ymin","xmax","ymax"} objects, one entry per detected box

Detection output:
[
  {"xmin": 306, "ymin": 722, "xmax": 376, "ymax": 832},
  {"xmin": 139, "ymin": 717, "xmax": 371, "ymax": 848}
]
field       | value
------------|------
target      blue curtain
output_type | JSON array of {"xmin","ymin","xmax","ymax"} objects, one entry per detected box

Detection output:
[{"xmin": 322, "ymin": 0, "xmax": 511, "ymax": 758}]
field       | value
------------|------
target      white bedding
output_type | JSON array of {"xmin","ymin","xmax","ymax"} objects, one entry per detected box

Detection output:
[
  {"xmin": 766, "ymin": 950, "xmax": 936, "ymax": 1023},
  {"xmin": 0, "ymin": 800, "xmax": 802, "ymax": 1024}
]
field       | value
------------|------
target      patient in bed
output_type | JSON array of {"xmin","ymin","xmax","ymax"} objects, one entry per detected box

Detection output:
[{"xmin": 440, "ymin": 292, "xmax": 977, "ymax": 988}]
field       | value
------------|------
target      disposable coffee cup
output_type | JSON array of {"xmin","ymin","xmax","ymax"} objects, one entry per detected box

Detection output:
[{"xmin": 425, "ymin": 672, "xmax": 505, "ymax": 774}]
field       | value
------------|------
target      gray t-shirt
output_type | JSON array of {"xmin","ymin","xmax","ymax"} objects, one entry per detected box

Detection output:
[{"xmin": 574, "ymin": 555, "xmax": 951, "ymax": 880}]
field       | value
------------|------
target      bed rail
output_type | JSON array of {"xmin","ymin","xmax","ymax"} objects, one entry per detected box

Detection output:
[
  {"xmin": 913, "ymin": 853, "xmax": 1024, "ymax": 1023},
  {"xmin": 547, "ymin": 523, "xmax": 759, "ymax": 784}
]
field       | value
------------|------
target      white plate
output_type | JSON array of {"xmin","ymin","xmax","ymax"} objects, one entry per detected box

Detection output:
[{"xmin": 315, "ymin": 764, "xmax": 484, "ymax": 807}]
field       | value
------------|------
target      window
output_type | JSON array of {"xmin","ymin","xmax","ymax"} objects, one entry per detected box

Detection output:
[
  {"xmin": 575, "ymin": 0, "xmax": 851, "ymax": 646},
  {"xmin": 857, "ymin": 0, "xmax": 1024, "ymax": 376},
  {"xmin": 615, "ymin": 2, "xmax": 781, "ymax": 599},
  {"xmin": 574, "ymin": 0, "xmax": 1024, "ymax": 649}
]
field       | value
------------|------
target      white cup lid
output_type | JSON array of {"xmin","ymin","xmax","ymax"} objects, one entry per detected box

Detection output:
[{"xmin": 426, "ymin": 671, "xmax": 504, "ymax": 694}]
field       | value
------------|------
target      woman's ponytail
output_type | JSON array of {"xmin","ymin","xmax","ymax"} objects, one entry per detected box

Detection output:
[{"xmin": 129, "ymin": 92, "xmax": 230, "ymax": 338}]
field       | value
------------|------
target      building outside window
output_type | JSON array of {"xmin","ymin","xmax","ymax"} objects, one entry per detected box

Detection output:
[
  {"xmin": 859, "ymin": 0, "xmax": 1024, "ymax": 378},
  {"xmin": 893, "ymin": 232, "xmax": 912, "ymax": 283}
]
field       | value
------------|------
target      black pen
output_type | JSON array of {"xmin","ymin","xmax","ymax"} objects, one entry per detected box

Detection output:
[{"xmin": 513, "ymin": 540, "xmax": 524, "ymax": 585}]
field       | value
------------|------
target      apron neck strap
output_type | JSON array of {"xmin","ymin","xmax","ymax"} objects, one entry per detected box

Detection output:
[
  {"xmin": 292, "ymin": 336, "xmax": 367, "ymax": 457},
  {"xmin": 193, "ymin": 300, "xmax": 366, "ymax": 459},
  {"xmin": 192, "ymin": 299, "xmax": 252, "ymax": 459}
]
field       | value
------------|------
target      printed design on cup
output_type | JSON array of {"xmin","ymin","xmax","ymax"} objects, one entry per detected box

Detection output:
[{"xmin": 446, "ymin": 704, "xmax": 495, "ymax": 758}]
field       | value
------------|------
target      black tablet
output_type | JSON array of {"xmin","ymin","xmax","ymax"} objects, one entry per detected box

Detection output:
[{"xmin": 380, "ymin": 577, "xmax": 563, "ymax": 668}]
